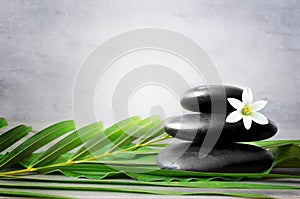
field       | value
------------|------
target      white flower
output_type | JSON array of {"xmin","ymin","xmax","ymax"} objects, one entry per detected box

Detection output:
[{"xmin": 226, "ymin": 87, "xmax": 269, "ymax": 130}]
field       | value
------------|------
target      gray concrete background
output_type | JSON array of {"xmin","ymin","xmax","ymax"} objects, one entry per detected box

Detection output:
[{"xmin": 0, "ymin": 0, "xmax": 299, "ymax": 139}]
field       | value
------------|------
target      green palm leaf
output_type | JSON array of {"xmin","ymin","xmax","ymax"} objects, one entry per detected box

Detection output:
[
  {"xmin": 1, "ymin": 115, "xmax": 300, "ymax": 198},
  {"xmin": 270, "ymin": 144, "xmax": 300, "ymax": 168},
  {"xmin": 104, "ymin": 116, "xmax": 162, "ymax": 154},
  {"xmin": 0, "ymin": 120, "xmax": 75, "ymax": 170},
  {"xmin": 0, "ymin": 116, "xmax": 167, "ymax": 176},
  {"xmin": 248, "ymin": 140, "xmax": 300, "ymax": 148},
  {"xmin": 28, "ymin": 122, "xmax": 103, "ymax": 167},
  {"xmin": 70, "ymin": 116, "xmax": 141, "ymax": 161},
  {"xmin": 0, "ymin": 125, "xmax": 31, "ymax": 154}
]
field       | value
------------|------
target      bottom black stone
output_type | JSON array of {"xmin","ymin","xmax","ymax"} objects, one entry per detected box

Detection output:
[{"xmin": 157, "ymin": 142, "xmax": 273, "ymax": 173}]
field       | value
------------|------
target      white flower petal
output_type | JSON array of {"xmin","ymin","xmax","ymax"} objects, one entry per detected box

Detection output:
[
  {"xmin": 226, "ymin": 111, "xmax": 243, "ymax": 123},
  {"xmin": 252, "ymin": 100, "xmax": 268, "ymax": 112},
  {"xmin": 227, "ymin": 98, "xmax": 244, "ymax": 110},
  {"xmin": 242, "ymin": 87, "xmax": 253, "ymax": 104},
  {"xmin": 243, "ymin": 116, "xmax": 252, "ymax": 130},
  {"xmin": 251, "ymin": 112, "xmax": 269, "ymax": 125}
]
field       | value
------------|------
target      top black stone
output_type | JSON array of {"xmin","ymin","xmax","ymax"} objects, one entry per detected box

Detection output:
[{"xmin": 181, "ymin": 85, "xmax": 243, "ymax": 113}]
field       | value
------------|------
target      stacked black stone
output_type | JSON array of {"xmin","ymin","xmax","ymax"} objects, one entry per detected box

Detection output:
[{"xmin": 157, "ymin": 85, "xmax": 278, "ymax": 173}]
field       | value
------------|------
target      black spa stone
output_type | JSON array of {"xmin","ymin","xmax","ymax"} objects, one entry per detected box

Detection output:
[
  {"xmin": 164, "ymin": 114, "xmax": 277, "ymax": 143},
  {"xmin": 157, "ymin": 142, "xmax": 274, "ymax": 173},
  {"xmin": 180, "ymin": 85, "xmax": 243, "ymax": 113}
]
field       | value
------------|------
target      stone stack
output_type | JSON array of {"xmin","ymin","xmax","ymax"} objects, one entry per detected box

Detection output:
[{"xmin": 157, "ymin": 85, "xmax": 278, "ymax": 173}]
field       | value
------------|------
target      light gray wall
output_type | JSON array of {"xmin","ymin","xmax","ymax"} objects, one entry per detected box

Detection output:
[{"xmin": 0, "ymin": 0, "xmax": 299, "ymax": 139}]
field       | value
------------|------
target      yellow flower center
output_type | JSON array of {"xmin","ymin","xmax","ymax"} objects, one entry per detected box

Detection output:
[{"xmin": 242, "ymin": 104, "xmax": 252, "ymax": 115}]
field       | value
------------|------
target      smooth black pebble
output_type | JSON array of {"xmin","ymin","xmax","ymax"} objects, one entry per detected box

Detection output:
[
  {"xmin": 181, "ymin": 85, "xmax": 243, "ymax": 113},
  {"xmin": 164, "ymin": 114, "xmax": 278, "ymax": 143},
  {"xmin": 157, "ymin": 142, "xmax": 274, "ymax": 173}
]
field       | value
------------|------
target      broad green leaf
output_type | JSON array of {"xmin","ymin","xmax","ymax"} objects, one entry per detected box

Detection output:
[
  {"xmin": 43, "ymin": 163, "xmax": 117, "ymax": 172},
  {"xmin": 48, "ymin": 169, "xmax": 127, "ymax": 179},
  {"xmin": 125, "ymin": 172, "xmax": 206, "ymax": 182},
  {"xmin": 274, "ymin": 157, "xmax": 300, "ymax": 168},
  {"xmin": 247, "ymin": 140, "xmax": 300, "ymax": 169},
  {"xmin": 270, "ymin": 144, "xmax": 300, "ymax": 168},
  {"xmin": 148, "ymin": 168, "xmax": 300, "ymax": 180},
  {"xmin": 0, "ymin": 117, "xmax": 8, "ymax": 130},
  {"xmin": 29, "ymin": 122, "xmax": 103, "ymax": 167},
  {"xmin": 70, "ymin": 116, "xmax": 141, "ymax": 161},
  {"xmin": 35, "ymin": 163, "xmax": 119, "ymax": 176},
  {"xmin": 34, "ymin": 162, "xmax": 300, "ymax": 182},
  {"xmin": 91, "ymin": 154, "xmax": 158, "ymax": 165},
  {"xmin": 249, "ymin": 140, "xmax": 300, "ymax": 148},
  {"xmin": 24, "ymin": 152, "xmax": 158, "ymax": 168},
  {"xmin": 0, "ymin": 120, "xmax": 75, "ymax": 170},
  {"xmin": 38, "ymin": 164, "xmax": 154, "ymax": 179},
  {"xmin": 0, "ymin": 125, "xmax": 31, "ymax": 154},
  {"xmin": 38, "ymin": 164, "xmax": 121, "ymax": 179}
]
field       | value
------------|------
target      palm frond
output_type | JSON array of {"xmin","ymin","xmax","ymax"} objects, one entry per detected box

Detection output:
[
  {"xmin": 0, "ymin": 116, "xmax": 168, "ymax": 176},
  {"xmin": 0, "ymin": 120, "xmax": 75, "ymax": 170},
  {"xmin": 0, "ymin": 125, "xmax": 31, "ymax": 154},
  {"xmin": 1, "ymin": 116, "xmax": 300, "ymax": 198}
]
